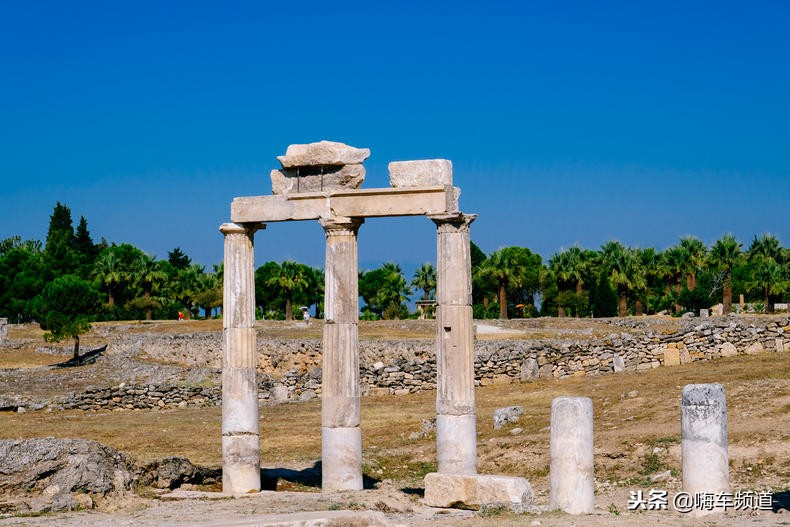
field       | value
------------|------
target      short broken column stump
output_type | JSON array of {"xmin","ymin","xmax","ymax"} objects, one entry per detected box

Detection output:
[
  {"xmin": 423, "ymin": 473, "xmax": 533, "ymax": 511},
  {"xmin": 550, "ymin": 396, "xmax": 595, "ymax": 514},
  {"xmin": 681, "ymin": 383, "xmax": 730, "ymax": 517}
]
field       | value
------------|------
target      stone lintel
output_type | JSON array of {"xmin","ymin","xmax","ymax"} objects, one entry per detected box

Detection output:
[{"xmin": 231, "ymin": 186, "xmax": 460, "ymax": 223}]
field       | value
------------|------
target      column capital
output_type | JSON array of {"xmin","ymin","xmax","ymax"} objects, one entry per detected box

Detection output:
[
  {"xmin": 319, "ymin": 216, "xmax": 364, "ymax": 236},
  {"xmin": 429, "ymin": 213, "xmax": 477, "ymax": 232},
  {"xmin": 219, "ymin": 222, "xmax": 266, "ymax": 236}
]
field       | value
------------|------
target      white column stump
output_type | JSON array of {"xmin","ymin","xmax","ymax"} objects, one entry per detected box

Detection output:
[
  {"xmin": 681, "ymin": 383, "xmax": 730, "ymax": 516},
  {"xmin": 320, "ymin": 217, "xmax": 364, "ymax": 492},
  {"xmin": 550, "ymin": 396, "xmax": 594, "ymax": 514},
  {"xmin": 220, "ymin": 222, "xmax": 263, "ymax": 494},
  {"xmin": 431, "ymin": 214, "xmax": 477, "ymax": 475}
]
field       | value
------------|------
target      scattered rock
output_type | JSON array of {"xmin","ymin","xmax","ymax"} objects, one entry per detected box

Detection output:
[
  {"xmin": 136, "ymin": 456, "xmax": 220, "ymax": 490},
  {"xmin": 493, "ymin": 406, "xmax": 524, "ymax": 430},
  {"xmin": 649, "ymin": 470, "xmax": 672, "ymax": 483},
  {"xmin": 720, "ymin": 342, "xmax": 738, "ymax": 357}
]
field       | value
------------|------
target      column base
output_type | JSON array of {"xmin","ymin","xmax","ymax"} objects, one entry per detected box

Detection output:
[
  {"xmin": 222, "ymin": 434, "xmax": 261, "ymax": 494},
  {"xmin": 322, "ymin": 426, "xmax": 363, "ymax": 492},
  {"xmin": 436, "ymin": 414, "xmax": 477, "ymax": 474}
]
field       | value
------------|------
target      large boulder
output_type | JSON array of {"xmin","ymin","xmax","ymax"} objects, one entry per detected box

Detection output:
[{"xmin": 0, "ymin": 438, "xmax": 132, "ymax": 512}]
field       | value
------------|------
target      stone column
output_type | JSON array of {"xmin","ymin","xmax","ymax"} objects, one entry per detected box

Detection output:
[
  {"xmin": 549, "ymin": 396, "xmax": 594, "ymax": 514},
  {"xmin": 320, "ymin": 217, "xmax": 364, "ymax": 492},
  {"xmin": 220, "ymin": 222, "xmax": 263, "ymax": 494},
  {"xmin": 0, "ymin": 318, "xmax": 7, "ymax": 343},
  {"xmin": 682, "ymin": 383, "xmax": 729, "ymax": 516},
  {"xmin": 430, "ymin": 214, "xmax": 477, "ymax": 474}
]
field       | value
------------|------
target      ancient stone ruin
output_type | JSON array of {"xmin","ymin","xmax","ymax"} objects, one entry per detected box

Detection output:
[{"xmin": 221, "ymin": 140, "xmax": 494, "ymax": 495}]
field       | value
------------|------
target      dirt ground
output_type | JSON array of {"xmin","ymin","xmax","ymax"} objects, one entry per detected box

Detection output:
[{"xmin": 0, "ymin": 317, "xmax": 788, "ymax": 526}]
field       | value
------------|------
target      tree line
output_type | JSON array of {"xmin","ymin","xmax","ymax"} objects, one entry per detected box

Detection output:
[{"xmin": 1, "ymin": 203, "xmax": 788, "ymax": 340}]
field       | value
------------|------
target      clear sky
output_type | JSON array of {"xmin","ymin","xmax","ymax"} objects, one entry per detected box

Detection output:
[{"xmin": 1, "ymin": 1, "xmax": 788, "ymax": 273}]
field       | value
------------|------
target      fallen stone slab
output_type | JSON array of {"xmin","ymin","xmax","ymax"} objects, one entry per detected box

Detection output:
[
  {"xmin": 388, "ymin": 159, "xmax": 452, "ymax": 187},
  {"xmin": 423, "ymin": 472, "xmax": 533, "ymax": 511},
  {"xmin": 183, "ymin": 509, "xmax": 391, "ymax": 527}
]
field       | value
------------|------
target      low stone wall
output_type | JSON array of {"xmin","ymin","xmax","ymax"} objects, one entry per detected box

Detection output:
[
  {"xmin": 59, "ymin": 384, "xmax": 221, "ymax": 411},
  {"xmin": 46, "ymin": 316, "xmax": 790, "ymax": 411}
]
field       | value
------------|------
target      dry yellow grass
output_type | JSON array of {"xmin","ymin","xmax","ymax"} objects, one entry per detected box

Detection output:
[{"xmin": 2, "ymin": 350, "xmax": 788, "ymax": 493}]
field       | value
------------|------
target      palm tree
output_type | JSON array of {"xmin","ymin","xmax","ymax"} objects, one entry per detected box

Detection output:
[
  {"xmin": 709, "ymin": 234, "xmax": 742, "ymax": 314},
  {"xmin": 634, "ymin": 247, "xmax": 660, "ymax": 315},
  {"xmin": 679, "ymin": 236, "xmax": 707, "ymax": 291},
  {"xmin": 549, "ymin": 246, "xmax": 588, "ymax": 317},
  {"xmin": 91, "ymin": 250, "xmax": 125, "ymax": 306},
  {"xmin": 600, "ymin": 241, "xmax": 644, "ymax": 317},
  {"xmin": 174, "ymin": 264, "xmax": 205, "ymax": 319},
  {"xmin": 747, "ymin": 234, "xmax": 785, "ymax": 312},
  {"xmin": 659, "ymin": 246, "xmax": 685, "ymax": 313},
  {"xmin": 477, "ymin": 247, "xmax": 526, "ymax": 319},
  {"xmin": 411, "ymin": 263, "xmax": 436, "ymax": 300},
  {"xmin": 132, "ymin": 254, "xmax": 168, "ymax": 320},
  {"xmin": 265, "ymin": 260, "xmax": 309, "ymax": 321}
]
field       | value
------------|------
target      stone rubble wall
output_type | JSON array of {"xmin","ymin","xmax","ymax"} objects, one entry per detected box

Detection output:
[{"xmin": 52, "ymin": 316, "xmax": 789, "ymax": 411}]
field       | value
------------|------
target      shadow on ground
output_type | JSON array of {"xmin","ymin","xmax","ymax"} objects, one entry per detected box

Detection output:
[{"xmin": 260, "ymin": 462, "xmax": 380, "ymax": 491}]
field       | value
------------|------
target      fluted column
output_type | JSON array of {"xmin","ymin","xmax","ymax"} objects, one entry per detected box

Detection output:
[
  {"xmin": 320, "ymin": 216, "xmax": 364, "ymax": 491},
  {"xmin": 430, "ymin": 213, "xmax": 477, "ymax": 474},
  {"xmin": 220, "ymin": 222, "xmax": 263, "ymax": 494}
]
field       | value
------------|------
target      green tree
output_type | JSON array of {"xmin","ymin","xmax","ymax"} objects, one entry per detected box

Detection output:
[
  {"xmin": 549, "ymin": 246, "xmax": 588, "ymax": 317},
  {"xmin": 477, "ymin": 247, "xmax": 537, "ymax": 319},
  {"xmin": 0, "ymin": 239, "xmax": 45, "ymax": 321},
  {"xmin": 130, "ymin": 254, "xmax": 168, "ymax": 320},
  {"xmin": 265, "ymin": 260, "xmax": 310, "ymax": 321},
  {"xmin": 589, "ymin": 270, "xmax": 617, "ymax": 317},
  {"xmin": 600, "ymin": 241, "xmax": 645, "ymax": 317},
  {"xmin": 34, "ymin": 275, "xmax": 101, "ymax": 360},
  {"xmin": 359, "ymin": 263, "xmax": 411, "ymax": 320},
  {"xmin": 709, "ymin": 234, "xmax": 742, "ymax": 314},
  {"xmin": 194, "ymin": 270, "xmax": 222, "ymax": 319},
  {"xmin": 43, "ymin": 202, "xmax": 79, "ymax": 278},
  {"xmin": 679, "ymin": 236, "xmax": 707, "ymax": 291},
  {"xmin": 168, "ymin": 247, "xmax": 192, "ymax": 270},
  {"xmin": 91, "ymin": 249, "xmax": 125, "ymax": 306},
  {"xmin": 411, "ymin": 263, "xmax": 437, "ymax": 300},
  {"xmin": 659, "ymin": 246, "xmax": 686, "ymax": 313},
  {"xmin": 746, "ymin": 234, "xmax": 786, "ymax": 312}
]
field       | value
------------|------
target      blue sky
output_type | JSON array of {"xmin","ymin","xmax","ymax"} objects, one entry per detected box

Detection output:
[{"xmin": 1, "ymin": 1, "xmax": 788, "ymax": 273}]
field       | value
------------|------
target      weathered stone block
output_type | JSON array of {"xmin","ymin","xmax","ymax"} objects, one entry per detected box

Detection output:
[
  {"xmin": 745, "ymin": 342, "xmax": 764, "ymax": 355},
  {"xmin": 423, "ymin": 472, "xmax": 533, "ymax": 511},
  {"xmin": 520, "ymin": 358, "xmax": 539, "ymax": 381},
  {"xmin": 277, "ymin": 140, "xmax": 370, "ymax": 168},
  {"xmin": 270, "ymin": 164, "xmax": 365, "ymax": 195},
  {"xmin": 389, "ymin": 159, "xmax": 452, "ymax": 187},
  {"xmin": 613, "ymin": 355, "xmax": 625, "ymax": 372},
  {"xmin": 664, "ymin": 348, "xmax": 681, "ymax": 366},
  {"xmin": 493, "ymin": 406, "xmax": 524, "ymax": 429},
  {"xmin": 719, "ymin": 342, "xmax": 737, "ymax": 357},
  {"xmin": 776, "ymin": 338, "xmax": 785, "ymax": 353}
]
